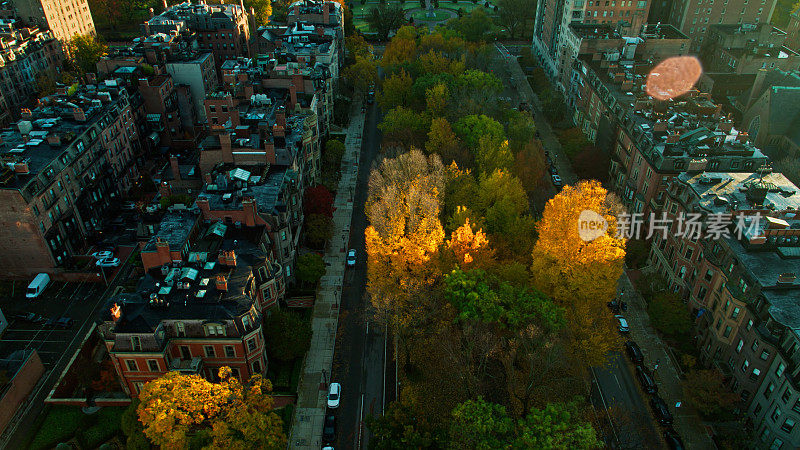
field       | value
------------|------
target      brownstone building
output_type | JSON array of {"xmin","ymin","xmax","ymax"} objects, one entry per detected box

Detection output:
[
  {"xmin": 666, "ymin": 0, "xmax": 779, "ymax": 51},
  {"xmin": 6, "ymin": 0, "xmax": 95, "ymax": 43},
  {"xmin": 700, "ymin": 24, "xmax": 800, "ymax": 75}
]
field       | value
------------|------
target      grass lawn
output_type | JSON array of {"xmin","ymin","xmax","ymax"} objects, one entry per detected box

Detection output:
[
  {"xmin": 28, "ymin": 405, "xmax": 125, "ymax": 450},
  {"xmin": 351, "ymin": 0, "xmax": 497, "ymax": 33}
]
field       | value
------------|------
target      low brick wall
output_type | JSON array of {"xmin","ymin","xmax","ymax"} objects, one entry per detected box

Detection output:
[{"xmin": 0, "ymin": 351, "xmax": 45, "ymax": 434}]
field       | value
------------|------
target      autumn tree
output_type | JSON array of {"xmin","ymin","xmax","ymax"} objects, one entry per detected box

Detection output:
[
  {"xmin": 425, "ymin": 82, "xmax": 450, "ymax": 116},
  {"xmin": 514, "ymin": 399, "xmax": 600, "ymax": 449},
  {"xmin": 685, "ymin": 369, "xmax": 740, "ymax": 419},
  {"xmin": 420, "ymin": 50, "xmax": 465, "ymax": 75},
  {"xmin": 475, "ymin": 137, "xmax": 513, "ymax": 176},
  {"xmin": 379, "ymin": 106, "xmax": 431, "ymax": 148},
  {"xmin": 305, "ymin": 213, "xmax": 333, "ymax": 249},
  {"xmin": 475, "ymin": 169, "xmax": 536, "ymax": 257},
  {"xmin": 344, "ymin": 55, "xmax": 377, "ymax": 93},
  {"xmin": 244, "ymin": 0, "xmax": 273, "ymax": 27},
  {"xmin": 345, "ymin": 33, "xmax": 374, "ymax": 60},
  {"xmin": 296, "ymin": 252, "xmax": 325, "ymax": 287},
  {"xmin": 365, "ymin": 149, "xmax": 445, "ymax": 327},
  {"xmin": 367, "ymin": 4, "xmax": 406, "ymax": 41},
  {"xmin": 137, "ymin": 368, "xmax": 286, "ymax": 449},
  {"xmin": 263, "ymin": 309, "xmax": 313, "ymax": 361},
  {"xmin": 449, "ymin": 397, "xmax": 514, "ymax": 449},
  {"xmin": 68, "ymin": 34, "xmax": 108, "ymax": 74},
  {"xmin": 445, "ymin": 218, "xmax": 494, "ymax": 269},
  {"xmin": 378, "ymin": 69, "xmax": 413, "ymax": 110},
  {"xmin": 304, "ymin": 185, "xmax": 334, "ymax": 218},
  {"xmin": 513, "ymin": 141, "xmax": 547, "ymax": 194},
  {"xmin": 447, "ymin": 8, "xmax": 495, "ymax": 42},
  {"xmin": 530, "ymin": 180, "xmax": 626, "ymax": 366},
  {"xmin": 426, "ymin": 117, "xmax": 469, "ymax": 167},
  {"xmin": 381, "ymin": 34, "xmax": 418, "ymax": 68}
]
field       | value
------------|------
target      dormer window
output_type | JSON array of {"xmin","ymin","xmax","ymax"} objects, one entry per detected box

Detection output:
[
  {"xmin": 242, "ymin": 315, "xmax": 250, "ymax": 329},
  {"xmin": 176, "ymin": 321, "xmax": 185, "ymax": 337}
]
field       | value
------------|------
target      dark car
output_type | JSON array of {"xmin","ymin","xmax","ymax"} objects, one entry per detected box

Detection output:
[
  {"xmin": 650, "ymin": 395, "xmax": 673, "ymax": 426},
  {"xmin": 322, "ymin": 413, "xmax": 336, "ymax": 442},
  {"xmin": 663, "ymin": 428, "xmax": 685, "ymax": 450},
  {"xmin": 548, "ymin": 164, "xmax": 558, "ymax": 175},
  {"xmin": 607, "ymin": 300, "xmax": 621, "ymax": 313},
  {"xmin": 45, "ymin": 316, "xmax": 74, "ymax": 329},
  {"xmin": 625, "ymin": 341, "xmax": 644, "ymax": 365},
  {"xmin": 10, "ymin": 312, "xmax": 46, "ymax": 324},
  {"xmin": 636, "ymin": 365, "xmax": 658, "ymax": 394}
]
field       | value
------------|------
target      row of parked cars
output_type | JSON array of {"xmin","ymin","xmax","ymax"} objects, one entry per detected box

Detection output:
[
  {"xmin": 322, "ymin": 382, "xmax": 341, "ymax": 448},
  {"xmin": 9, "ymin": 312, "xmax": 74, "ymax": 329},
  {"xmin": 546, "ymin": 151, "xmax": 562, "ymax": 189},
  {"xmin": 624, "ymin": 340, "xmax": 685, "ymax": 450}
]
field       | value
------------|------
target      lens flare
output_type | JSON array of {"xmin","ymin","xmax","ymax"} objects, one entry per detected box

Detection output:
[{"xmin": 646, "ymin": 56, "xmax": 703, "ymax": 101}]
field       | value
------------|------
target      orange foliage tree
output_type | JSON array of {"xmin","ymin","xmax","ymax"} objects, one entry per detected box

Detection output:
[
  {"xmin": 530, "ymin": 180, "xmax": 626, "ymax": 366},
  {"xmin": 137, "ymin": 367, "xmax": 286, "ymax": 449},
  {"xmin": 445, "ymin": 218, "xmax": 494, "ymax": 270}
]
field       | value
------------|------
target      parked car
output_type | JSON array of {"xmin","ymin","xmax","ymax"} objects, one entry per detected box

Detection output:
[
  {"xmin": 607, "ymin": 300, "xmax": 621, "ymax": 313},
  {"xmin": 663, "ymin": 428, "xmax": 685, "ymax": 450},
  {"xmin": 346, "ymin": 249, "xmax": 356, "ymax": 267},
  {"xmin": 323, "ymin": 413, "xmax": 336, "ymax": 442},
  {"xmin": 10, "ymin": 312, "xmax": 46, "ymax": 324},
  {"xmin": 625, "ymin": 341, "xmax": 644, "ymax": 364},
  {"xmin": 615, "ymin": 315, "xmax": 629, "ymax": 333},
  {"xmin": 548, "ymin": 164, "xmax": 558, "ymax": 176},
  {"xmin": 327, "ymin": 382, "xmax": 341, "ymax": 409},
  {"xmin": 636, "ymin": 365, "xmax": 658, "ymax": 394},
  {"xmin": 45, "ymin": 316, "xmax": 74, "ymax": 329},
  {"xmin": 97, "ymin": 242, "xmax": 117, "ymax": 252},
  {"xmin": 96, "ymin": 257, "xmax": 121, "ymax": 268},
  {"xmin": 91, "ymin": 251, "xmax": 114, "ymax": 260},
  {"xmin": 650, "ymin": 395, "xmax": 674, "ymax": 426},
  {"xmin": 551, "ymin": 174, "xmax": 563, "ymax": 188}
]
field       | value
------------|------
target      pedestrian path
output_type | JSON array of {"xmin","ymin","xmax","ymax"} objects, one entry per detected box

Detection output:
[
  {"xmin": 619, "ymin": 271, "xmax": 716, "ymax": 450},
  {"xmin": 289, "ymin": 99, "xmax": 366, "ymax": 449}
]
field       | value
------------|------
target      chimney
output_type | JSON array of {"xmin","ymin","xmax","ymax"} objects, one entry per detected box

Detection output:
[
  {"xmin": 170, "ymin": 155, "xmax": 182, "ymax": 181},
  {"xmin": 219, "ymin": 249, "xmax": 237, "ymax": 266},
  {"xmin": 215, "ymin": 273, "xmax": 228, "ymax": 291},
  {"xmin": 653, "ymin": 121, "xmax": 667, "ymax": 133},
  {"xmin": 205, "ymin": 172, "xmax": 213, "ymax": 184},
  {"xmin": 220, "ymin": 133, "xmax": 233, "ymax": 163},
  {"xmin": 273, "ymin": 123, "xmax": 285, "ymax": 137},
  {"xmin": 737, "ymin": 132, "xmax": 749, "ymax": 143},
  {"xmin": 159, "ymin": 181, "xmax": 172, "ymax": 197},
  {"xmin": 666, "ymin": 132, "xmax": 680, "ymax": 143},
  {"xmin": 156, "ymin": 238, "xmax": 171, "ymax": 266},
  {"xmin": 231, "ymin": 109, "xmax": 240, "ymax": 127},
  {"xmin": 242, "ymin": 197, "xmax": 257, "ymax": 226},
  {"xmin": 196, "ymin": 197, "xmax": 210, "ymax": 216},
  {"xmin": 289, "ymin": 83, "xmax": 297, "ymax": 109},
  {"xmin": 276, "ymin": 107, "xmax": 286, "ymax": 128},
  {"xmin": 264, "ymin": 140, "xmax": 276, "ymax": 164},
  {"xmin": 73, "ymin": 107, "xmax": 86, "ymax": 122},
  {"xmin": 20, "ymin": 108, "xmax": 32, "ymax": 119},
  {"xmin": 149, "ymin": 7, "xmax": 155, "ymax": 17},
  {"xmin": 323, "ymin": 2, "xmax": 330, "ymax": 24}
]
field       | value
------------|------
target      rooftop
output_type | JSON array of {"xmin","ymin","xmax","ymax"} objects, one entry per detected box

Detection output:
[
  {"xmin": 681, "ymin": 171, "xmax": 800, "ymax": 214},
  {"xmin": 199, "ymin": 168, "xmax": 294, "ymax": 214},
  {"xmin": 142, "ymin": 209, "xmax": 199, "ymax": 252}
]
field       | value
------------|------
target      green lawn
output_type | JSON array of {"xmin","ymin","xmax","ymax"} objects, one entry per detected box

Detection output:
[
  {"xmin": 29, "ymin": 405, "xmax": 125, "ymax": 450},
  {"xmin": 351, "ymin": 0, "xmax": 497, "ymax": 34}
]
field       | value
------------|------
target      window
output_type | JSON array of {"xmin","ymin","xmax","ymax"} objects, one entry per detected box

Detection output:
[
  {"xmin": 753, "ymin": 339, "xmax": 759, "ymax": 352},
  {"xmin": 778, "ymin": 362, "xmax": 786, "ymax": 378},
  {"xmin": 247, "ymin": 338, "xmax": 257, "ymax": 352},
  {"xmin": 252, "ymin": 360, "xmax": 262, "ymax": 373},
  {"xmin": 783, "ymin": 388, "xmax": 792, "ymax": 403},
  {"xmin": 147, "ymin": 360, "xmax": 159, "ymax": 372},
  {"xmin": 176, "ymin": 322, "xmax": 185, "ymax": 337},
  {"xmin": 281, "ymin": 231, "xmax": 287, "ymax": 241},
  {"xmin": 231, "ymin": 368, "xmax": 241, "ymax": 378},
  {"xmin": 751, "ymin": 368, "xmax": 761, "ymax": 380},
  {"xmin": 762, "ymin": 350, "xmax": 770, "ymax": 361},
  {"xmin": 748, "ymin": 319, "xmax": 754, "ymax": 331},
  {"xmin": 242, "ymin": 315, "xmax": 250, "ymax": 329},
  {"xmin": 131, "ymin": 336, "xmax": 142, "ymax": 351},
  {"xmin": 204, "ymin": 345, "xmax": 216, "ymax": 357},
  {"xmin": 126, "ymin": 360, "xmax": 138, "ymax": 371},
  {"xmin": 737, "ymin": 339, "xmax": 744, "ymax": 352},
  {"xmin": 766, "ymin": 383, "xmax": 776, "ymax": 399},
  {"xmin": 772, "ymin": 406, "xmax": 782, "ymax": 422},
  {"xmin": 225, "ymin": 345, "xmax": 236, "ymax": 357},
  {"xmin": 732, "ymin": 307, "xmax": 740, "ymax": 319},
  {"xmin": 793, "ymin": 399, "xmax": 800, "ymax": 414},
  {"xmin": 206, "ymin": 324, "xmax": 225, "ymax": 336},
  {"xmin": 134, "ymin": 382, "xmax": 145, "ymax": 393},
  {"xmin": 772, "ymin": 438, "xmax": 784, "ymax": 450},
  {"xmin": 724, "ymin": 326, "xmax": 732, "ymax": 338},
  {"xmin": 755, "ymin": 403, "xmax": 763, "ymax": 415},
  {"xmin": 742, "ymin": 360, "xmax": 750, "ymax": 372}
]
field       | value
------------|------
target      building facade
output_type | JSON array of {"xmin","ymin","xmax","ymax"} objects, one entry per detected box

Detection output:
[
  {"xmin": 666, "ymin": 0, "xmax": 779, "ymax": 52},
  {"xmin": 6, "ymin": 0, "xmax": 95, "ymax": 43}
]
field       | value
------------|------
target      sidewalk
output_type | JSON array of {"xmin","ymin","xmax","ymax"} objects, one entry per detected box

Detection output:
[
  {"xmin": 619, "ymin": 271, "xmax": 716, "ymax": 450},
  {"xmin": 289, "ymin": 99, "xmax": 366, "ymax": 448}
]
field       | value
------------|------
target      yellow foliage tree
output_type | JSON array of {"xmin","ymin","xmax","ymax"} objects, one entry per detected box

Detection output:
[
  {"xmin": 530, "ymin": 180, "xmax": 626, "ymax": 366},
  {"xmin": 446, "ymin": 218, "xmax": 494, "ymax": 269},
  {"xmin": 425, "ymin": 83, "xmax": 450, "ymax": 117},
  {"xmin": 381, "ymin": 37, "xmax": 417, "ymax": 68},
  {"xmin": 137, "ymin": 367, "xmax": 286, "ymax": 449},
  {"xmin": 378, "ymin": 69, "xmax": 413, "ymax": 110},
  {"xmin": 365, "ymin": 149, "xmax": 446, "ymax": 327}
]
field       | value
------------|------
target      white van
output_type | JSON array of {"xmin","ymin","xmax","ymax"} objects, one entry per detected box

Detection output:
[{"xmin": 26, "ymin": 273, "xmax": 50, "ymax": 299}]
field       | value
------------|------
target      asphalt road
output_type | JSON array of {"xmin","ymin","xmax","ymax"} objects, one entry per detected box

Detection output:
[{"xmin": 331, "ymin": 99, "xmax": 386, "ymax": 450}]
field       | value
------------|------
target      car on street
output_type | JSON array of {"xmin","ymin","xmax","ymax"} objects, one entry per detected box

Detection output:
[
  {"xmin": 45, "ymin": 316, "xmax": 75, "ymax": 329},
  {"xmin": 96, "ymin": 257, "xmax": 121, "ymax": 268},
  {"xmin": 625, "ymin": 341, "xmax": 644, "ymax": 364},
  {"xmin": 346, "ymin": 249, "xmax": 356, "ymax": 267},
  {"xmin": 327, "ymin": 382, "xmax": 341, "ymax": 409},
  {"xmin": 10, "ymin": 312, "xmax": 46, "ymax": 324},
  {"xmin": 615, "ymin": 315, "xmax": 629, "ymax": 334},
  {"xmin": 635, "ymin": 365, "xmax": 658, "ymax": 394},
  {"xmin": 323, "ymin": 413, "xmax": 336, "ymax": 442},
  {"xmin": 607, "ymin": 300, "xmax": 621, "ymax": 313},
  {"xmin": 663, "ymin": 428, "xmax": 685, "ymax": 450},
  {"xmin": 91, "ymin": 251, "xmax": 114, "ymax": 260},
  {"xmin": 650, "ymin": 395, "xmax": 674, "ymax": 426},
  {"xmin": 551, "ymin": 174, "xmax": 562, "ymax": 188}
]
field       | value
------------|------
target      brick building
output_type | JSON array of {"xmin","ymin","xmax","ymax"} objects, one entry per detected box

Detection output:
[
  {"xmin": 699, "ymin": 24, "xmax": 800, "ymax": 75},
  {"xmin": 100, "ymin": 221, "xmax": 284, "ymax": 396},
  {"xmin": 0, "ymin": 82, "xmax": 140, "ymax": 277},
  {"xmin": 739, "ymin": 69, "xmax": 800, "ymax": 158},
  {"xmin": 0, "ymin": 20, "xmax": 63, "ymax": 125},
  {"xmin": 4, "ymin": 0, "xmax": 95, "ymax": 43}
]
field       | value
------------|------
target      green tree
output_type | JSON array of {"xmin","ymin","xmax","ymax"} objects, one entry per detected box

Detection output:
[
  {"xmin": 685, "ymin": 369, "xmax": 740, "ymax": 419},
  {"xmin": 449, "ymin": 397, "xmax": 514, "ymax": 449},
  {"xmin": 305, "ymin": 213, "xmax": 333, "ymax": 248},
  {"xmin": 296, "ymin": 253, "xmax": 325, "ymax": 287},
  {"xmin": 647, "ymin": 292, "xmax": 693, "ymax": 337},
  {"xmin": 447, "ymin": 8, "xmax": 494, "ymax": 42},
  {"xmin": 367, "ymin": 4, "xmax": 406, "ymax": 40},
  {"xmin": 426, "ymin": 117, "xmax": 467, "ymax": 167},
  {"xmin": 263, "ymin": 309, "xmax": 313, "ymax": 362},
  {"xmin": 346, "ymin": 33, "xmax": 374, "ymax": 60},
  {"xmin": 245, "ymin": 0, "xmax": 273, "ymax": 26},
  {"xmin": 378, "ymin": 69, "xmax": 413, "ymax": 110},
  {"xmin": 475, "ymin": 137, "xmax": 513, "ymax": 176},
  {"xmin": 425, "ymin": 82, "xmax": 450, "ymax": 116},
  {"xmin": 344, "ymin": 55, "xmax": 378, "ymax": 93},
  {"xmin": 453, "ymin": 114, "xmax": 505, "ymax": 150},
  {"xmin": 514, "ymin": 399, "xmax": 600, "ymax": 449},
  {"xmin": 366, "ymin": 397, "xmax": 445, "ymax": 448},
  {"xmin": 68, "ymin": 34, "xmax": 108, "ymax": 74},
  {"xmin": 497, "ymin": 0, "xmax": 535, "ymax": 39},
  {"xmin": 379, "ymin": 106, "xmax": 431, "ymax": 148},
  {"xmin": 121, "ymin": 399, "xmax": 149, "ymax": 450},
  {"xmin": 476, "ymin": 169, "xmax": 536, "ymax": 256}
]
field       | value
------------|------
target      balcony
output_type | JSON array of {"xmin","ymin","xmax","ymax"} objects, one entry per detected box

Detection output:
[{"xmin": 169, "ymin": 356, "xmax": 203, "ymax": 373}]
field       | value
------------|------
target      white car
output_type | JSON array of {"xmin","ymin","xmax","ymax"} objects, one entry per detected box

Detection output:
[
  {"xmin": 96, "ymin": 257, "xmax": 121, "ymax": 268},
  {"xmin": 91, "ymin": 251, "xmax": 114, "ymax": 260},
  {"xmin": 327, "ymin": 382, "xmax": 341, "ymax": 409},
  {"xmin": 552, "ymin": 174, "xmax": 563, "ymax": 188},
  {"xmin": 615, "ymin": 315, "xmax": 630, "ymax": 334},
  {"xmin": 346, "ymin": 249, "xmax": 356, "ymax": 267}
]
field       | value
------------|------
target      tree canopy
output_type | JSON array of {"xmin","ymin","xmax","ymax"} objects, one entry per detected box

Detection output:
[{"xmin": 263, "ymin": 309, "xmax": 313, "ymax": 362}]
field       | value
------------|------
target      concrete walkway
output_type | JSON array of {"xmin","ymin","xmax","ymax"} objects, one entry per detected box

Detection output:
[
  {"xmin": 619, "ymin": 271, "xmax": 716, "ymax": 449},
  {"xmin": 289, "ymin": 99, "xmax": 366, "ymax": 449}
]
